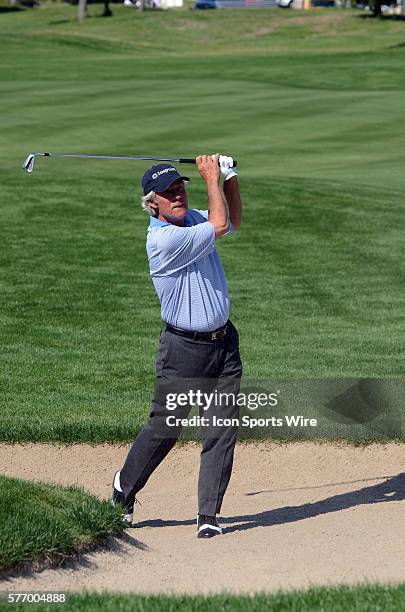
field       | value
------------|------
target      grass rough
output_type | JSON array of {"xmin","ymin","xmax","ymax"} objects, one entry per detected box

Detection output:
[{"xmin": 0, "ymin": 475, "xmax": 125, "ymax": 573}]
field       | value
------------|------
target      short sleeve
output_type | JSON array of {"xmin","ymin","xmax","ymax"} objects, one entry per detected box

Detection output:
[
  {"xmin": 150, "ymin": 222, "xmax": 215, "ymax": 275},
  {"xmin": 193, "ymin": 209, "xmax": 234, "ymax": 235}
]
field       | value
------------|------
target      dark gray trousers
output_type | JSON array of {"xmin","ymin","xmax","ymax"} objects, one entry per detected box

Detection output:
[{"xmin": 120, "ymin": 321, "xmax": 242, "ymax": 516}]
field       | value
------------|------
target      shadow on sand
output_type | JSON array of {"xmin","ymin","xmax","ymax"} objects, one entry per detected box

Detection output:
[
  {"xmin": 134, "ymin": 472, "xmax": 405, "ymax": 534},
  {"xmin": 223, "ymin": 472, "xmax": 405, "ymax": 534},
  {"xmin": 0, "ymin": 531, "xmax": 148, "ymax": 580}
]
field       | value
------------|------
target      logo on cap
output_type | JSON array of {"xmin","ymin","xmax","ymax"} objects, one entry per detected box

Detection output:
[{"xmin": 151, "ymin": 167, "xmax": 176, "ymax": 180}]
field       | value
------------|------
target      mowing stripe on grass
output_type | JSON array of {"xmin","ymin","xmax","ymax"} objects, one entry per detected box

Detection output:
[{"xmin": 1, "ymin": 6, "xmax": 405, "ymax": 442}]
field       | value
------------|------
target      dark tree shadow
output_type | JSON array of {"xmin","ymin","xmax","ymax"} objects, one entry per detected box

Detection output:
[
  {"xmin": 0, "ymin": 5, "xmax": 24, "ymax": 11},
  {"xmin": 357, "ymin": 12, "xmax": 405, "ymax": 20},
  {"xmin": 382, "ymin": 15, "xmax": 405, "ymax": 20},
  {"xmin": 48, "ymin": 19, "xmax": 70, "ymax": 24}
]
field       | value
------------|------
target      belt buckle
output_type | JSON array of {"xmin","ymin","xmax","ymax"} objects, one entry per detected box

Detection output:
[{"xmin": 211, "ymin": 328, "xmax": 226, "ymax": 341}]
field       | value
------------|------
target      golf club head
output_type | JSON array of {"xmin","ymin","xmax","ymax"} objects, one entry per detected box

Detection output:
[{"xmin": 22, "ymin": 153, "xmax": 36, "ymax": 173}]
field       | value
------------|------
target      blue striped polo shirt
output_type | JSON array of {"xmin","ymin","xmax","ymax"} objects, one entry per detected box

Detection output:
[{"xmin": 146, "ymin": 209, "xmax": 233, "ymax": 332}]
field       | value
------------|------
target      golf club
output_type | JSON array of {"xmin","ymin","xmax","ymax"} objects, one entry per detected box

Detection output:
[{"xmin": 22, "ymin": 152, "xmax": 237, "ymax": 174}]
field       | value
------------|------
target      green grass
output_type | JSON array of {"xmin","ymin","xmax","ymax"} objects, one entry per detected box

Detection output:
[
  {"xmin": 2, "ymin": 585, "xmax": 405, "ymax": 611},
  {"xmin": 1, "ymin": 5, "xmax": 405, "ymax": 442},
  {"xmin": 0, "ymin": 475, "xmax": 125, "ymax": 573}
]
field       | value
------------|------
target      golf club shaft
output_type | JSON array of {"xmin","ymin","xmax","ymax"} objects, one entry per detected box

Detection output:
[
  {"xmin": 40, "ymin": 153, "xmax": 198, "ymax": 163},
  {"xmin": 22, "ymin": 152, "xmax": 237, "ymax": 173}
]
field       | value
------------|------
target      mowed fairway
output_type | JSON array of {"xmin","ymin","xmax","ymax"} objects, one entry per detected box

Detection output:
[{"xmin": 1, "ymin": 6, "xmax": 405, "ymax": 441}]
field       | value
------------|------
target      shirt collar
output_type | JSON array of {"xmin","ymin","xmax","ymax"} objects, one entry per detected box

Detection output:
[
  {"xmin": 149, "ymin": 212, "xmax": 192, "ymax": 228},
  {"xmin": 149, "ymin": 216, "xmax": 170, "ymax": 228}
]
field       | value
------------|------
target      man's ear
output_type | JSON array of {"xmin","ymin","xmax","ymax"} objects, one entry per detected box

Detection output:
[{"xmin": 149, "ymin": 200, "xmax": 159, "ymax": 214}]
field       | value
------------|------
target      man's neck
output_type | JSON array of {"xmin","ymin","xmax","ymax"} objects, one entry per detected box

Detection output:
[{"xmin": 158, "ymin": 213, "xmax": 185, "ymax": 227}]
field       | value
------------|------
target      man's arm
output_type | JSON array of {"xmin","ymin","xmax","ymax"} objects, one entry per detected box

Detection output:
[
  {"xmin": 223, "ymin": 176, "xmax": 242, "ymax": 230},
  {"xmin": 196, "ymin": 154, "xmax": 229, "ymax": 239},
  {"xmin": 219, "ymin": 156, "xmax": 242, "ymax": 231}
]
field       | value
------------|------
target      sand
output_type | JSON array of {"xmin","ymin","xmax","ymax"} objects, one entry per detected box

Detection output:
[{"xmin": 0, "ymin": 441, "xmax": 404, "ymax": 595}]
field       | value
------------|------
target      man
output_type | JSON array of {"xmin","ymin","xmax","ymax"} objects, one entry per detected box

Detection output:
[{"xmin": 112, "ymin": 153, "xmax": 242, "ymax": 538}]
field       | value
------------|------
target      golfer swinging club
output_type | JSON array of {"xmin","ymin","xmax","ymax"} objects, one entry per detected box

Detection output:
[{"xmin": 112, "ymin": 153, "xmax": 242, "ymax": 538}]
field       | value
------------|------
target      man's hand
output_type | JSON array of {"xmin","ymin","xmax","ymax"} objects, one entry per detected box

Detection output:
[
  {"xmin": 196, "ymin": 154, "xmax": 220, "ymax": 186},
  {"xmin": 218, "ymin": 155, "xmax": 238, "ymax": 182}
]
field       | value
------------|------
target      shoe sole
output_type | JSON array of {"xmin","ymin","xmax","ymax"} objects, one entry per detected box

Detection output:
[
  {"xmin": 197, "ymin": 515, "xmax": 222, "ymax": 538},
  {"xmin": 197, "ymin": 526, "xmax": 222, "ymax": 538}
]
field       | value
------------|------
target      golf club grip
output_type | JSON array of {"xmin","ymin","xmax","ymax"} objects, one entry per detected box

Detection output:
[{"xmin": 178, "ymin": 158, "xmax": 237, "ymax": 168}]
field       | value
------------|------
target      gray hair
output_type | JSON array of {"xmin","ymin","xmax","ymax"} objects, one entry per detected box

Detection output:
[{"xmin": 141, "ymin": 191, "xmax": 158, "ymax": 217}]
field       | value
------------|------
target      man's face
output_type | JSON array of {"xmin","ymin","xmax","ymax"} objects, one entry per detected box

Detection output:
[{"xmin": 154, "ymin": 179, "xmax": 189, "ymax": 225}]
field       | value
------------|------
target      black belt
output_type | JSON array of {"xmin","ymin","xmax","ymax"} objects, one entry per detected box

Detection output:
[{"xmin": 165, "ymin": 322, "xmax": 228, "ymax": 341}]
